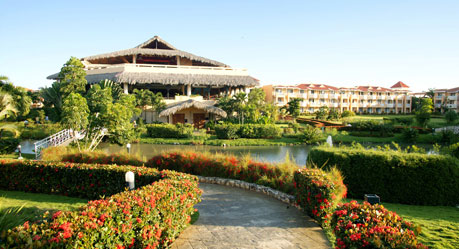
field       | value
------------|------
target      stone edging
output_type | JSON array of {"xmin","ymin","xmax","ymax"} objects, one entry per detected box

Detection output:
[{"xmin": 197, "ymin": 176, "xmax": 299, "ymax": 208}]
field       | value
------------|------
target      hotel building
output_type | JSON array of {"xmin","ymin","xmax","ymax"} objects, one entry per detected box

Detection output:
[
  {"xmin": 262, "ymin": 81, "xmax": 412, "ymax": 114},
  {"xmin": 432, "ymin": 87, "xmax": 459, "ymax": 113}
]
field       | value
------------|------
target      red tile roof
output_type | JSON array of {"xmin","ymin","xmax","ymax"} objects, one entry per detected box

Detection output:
[
  {"xmin": 447, "ymin": 87, "xmax": 459, "ymax": 92},
  {"xmin": 391, "ymin": 81, "xmax": 410, "ymax": 89},
  {"xmin": 297, "ymin": 84, "xmax": 339, "ymax": 91},
  {"xmin": 356, "ymin": 86, "xmax": 393, "ymax": 92}
]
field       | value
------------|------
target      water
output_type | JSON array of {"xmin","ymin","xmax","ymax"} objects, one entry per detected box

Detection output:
[
  {"xmin": 99, "ymin": 143, "xmax": 313, "ymax": 166},
  {"xmin": 18, "ymin": 140, "xmax": 36, "ymax": 154}
]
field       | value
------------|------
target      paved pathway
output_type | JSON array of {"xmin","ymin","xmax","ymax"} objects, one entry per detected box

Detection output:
[{"xmin": 172, "ymin": 183, "xmax": 331, "ymax": 249}]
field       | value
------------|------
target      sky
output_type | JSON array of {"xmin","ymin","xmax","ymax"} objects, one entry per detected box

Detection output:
[{"xmin": 1, "ymin": 0, "xmax": 458, "ymax": 92}]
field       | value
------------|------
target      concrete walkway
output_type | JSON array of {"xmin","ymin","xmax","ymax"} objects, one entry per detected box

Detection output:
[{"xmin": 172, "ymin": 183, "xmax": 331, "ymax": 249}]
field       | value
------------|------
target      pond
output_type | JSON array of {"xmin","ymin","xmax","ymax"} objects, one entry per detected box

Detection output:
[{"xmin": 99, "ymin": 143, "xmax": 313, "ymax": 166}]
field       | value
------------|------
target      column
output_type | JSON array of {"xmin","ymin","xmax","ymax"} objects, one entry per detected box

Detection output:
[
  {"xmin": 187, "ymin": 84, "xmax": 191, "ymax": 96},
  {"xmin": 123, "ymin": 83, "xmax": 129, "ymax": 94}
]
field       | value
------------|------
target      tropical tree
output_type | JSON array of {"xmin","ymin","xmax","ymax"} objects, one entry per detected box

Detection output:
[
  {"xmin": 59, "ymin": 57, "xmax": 87, "ymax": 96},
  {"xmin": 133, "ymin": 89, "xmax": 165, "ymax": 120},
  {"xmin": 233, "ymin": 92, "xmax": 248, "ymax": 124},
  {"xmin": 0, "ymin": 91, "xmax": 20, "ymax": 137},
  {"xmin": 0, "ymin": 76, "xmax": 32, "ymax": 119},
  {"xmin": 315, "ymin": 106, "xmax": 329, "ymax": 120},
  {"xmin": 96, "ymin": 79, "xmax": 123, "ymax": 101},
  {"xmin": 286, "ymin": 98, "xmax": 302, "ymax": 121},
  {"xmin": 328, "ymin": 108, "xmax": 341, "ymax": 120},
  {"xmin": 415, "ymin": 98, "xmax": 433, "ymax": 127},
  {"xmin": 61, "ymin": 93, "xmax": 90, "ymax": 131},
  {"xmin": 40, "ymin": 81, "xmax": 63, "ymax": 121}
]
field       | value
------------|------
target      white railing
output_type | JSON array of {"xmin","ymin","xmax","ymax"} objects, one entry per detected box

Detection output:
[
  {"xmin": 34, "ymin": 129, "xmax": 75, "ymax": 159},
  {"xmin": 85, "ymin": 63, "xmax": 248, "ymax": 76}
]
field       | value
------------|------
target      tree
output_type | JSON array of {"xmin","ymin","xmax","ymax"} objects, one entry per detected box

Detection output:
[
  {"xmin": 133, "ymin": 89, "xmax": 165, "ymax": 120},
  {"xmin": 41, "ymin": 81, "xmax": 64, "ymax": 121},
  {"xmin": 102, "ymin": 94, "xmax": 140, "ymax": 145},
  {"xmin": 59, "ymin": 57, "xmax": 87, "ymax": 95},
  {"xmin": 86, "ymin": 84, "xmax": 113, "ymax": 113},
  {"xmin": 445, "ymin": 110, "xmax": 458, "ymax": 124},
  {"xmin": 61, "ymin": 93, "xmax": 89, "ymax": 132},
  {"xmin": 0, "ymin": 91, "xmax": 20, "ymax": 137},
  {"xmin": 415, "ymin": 98, "xmax": 433, "ymax": 127},
  {"xmin": 315, "ymin": 106, "xmax": 329, "ymax": 120},
  {"xmin": 233, "ymin": 92, "xmax": 248, "ymax": 124},
  {"xmin": 286, "ymin": 98, "xmax": 302, "ymax": 120},
  {"xmin": 97, "ymin": 79, "xmax": 123, "ymax": 101},
  {"xmin": 328, "ymin": 108, "xmax": 341, "ymax": 120},
  {"xmin": 0, "ymin": 77, "xmax": 32, "ymax": 119}
]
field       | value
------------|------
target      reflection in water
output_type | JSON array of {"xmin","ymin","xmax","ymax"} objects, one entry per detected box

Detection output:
[
  {"xmin": 18, "ymin": 140, "xmax": 37, "ymax": 154},
  {"xmin": 100, "ymin": 143, "xmax": 313, "ymax": 166}
]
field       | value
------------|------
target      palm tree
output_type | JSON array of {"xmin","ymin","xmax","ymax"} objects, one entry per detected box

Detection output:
[
  {"xmin": 40, "ymin": 81, "xmax": 63, "ymax": 120},
  {"xmin": 0, "ymin": 91, "xmax": 20, "ymax": 137}
]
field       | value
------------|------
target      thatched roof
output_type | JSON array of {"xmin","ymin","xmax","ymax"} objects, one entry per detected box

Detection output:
[
  {"xmin": 159, "ymin": 99, "xmax": 227, "ymax": 117},
  {"xmin": 82, "ymin": 36, "xmax": 228, "ymax": 67},
  {"xmin": 50, "ymin": 72, "xmax": 258, "ymax": 87}
]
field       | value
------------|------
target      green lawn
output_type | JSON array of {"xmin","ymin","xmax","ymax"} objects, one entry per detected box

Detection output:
[
  {"xmin": 343, "ymin": 199, "xmax": 459, "ymax": 249},
  {"xmin": 0, "ymin": 190, "xmax": 87, "ymax": 232},
  {"xmin": 0, "ymin": 153, "xmax": 35, "ymax": 160}
]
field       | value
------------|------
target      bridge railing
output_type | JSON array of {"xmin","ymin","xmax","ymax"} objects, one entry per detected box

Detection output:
[{"xmin": 34, "ymin": 129, "xmax": 74, "ymax": 159}]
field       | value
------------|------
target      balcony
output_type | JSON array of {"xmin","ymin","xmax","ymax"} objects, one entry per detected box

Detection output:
[
  {"xmin": 435, "ymin": 96, "xmax": 443, "ymax": 100},
  {"xmin": 397, "ymin": 104, "xmax": 403, "ymax": 107},
  {"xmin": 86, "ymin": 63, "xmax": 249, "ymax": 77},
  {"xmin": 434, "ymin": 104, "xmax": 442, "ymax": 108},
  {"xmin": 448, "ymin": 96, "xmax": 457, "ymax": 100},
  {"xmin": 447, "ymin": 104, "xmax": 458, "ymax": 109},
  {"xmin": 319, "ymin": 94, "xmax": 329, "ymax": 98},
  {"xmin": 406, "ymin": 104, "xmax": 411, "ymax": 107},
  {"xmin": 378, "ymin": 95, "xmax": 386, "ymax": 100},
  {"xmin": 362, "ymin": 96, "xmax": 368, "ymax": 100},
  {"xmin": 370, "ymin": 96, "xmax": 377, "ymax": 100},
  {"xmin": 386, "ymin": 104, "xmax": 394, "ymax": 108},
  {"xmin": 331, "ymin": 103, "xmax": 339, "ymax": 108},
  {"xmin": 310, "ymin": 94, "xmax": 319, "ymax": 98},
  {"xmin": 341, "ymin": 94, "xmax": 349, "ymax": 98}
]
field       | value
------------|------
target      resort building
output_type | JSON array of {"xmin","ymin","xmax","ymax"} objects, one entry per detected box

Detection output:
[
  {"xmin": 262, "ymin": 81, "xmax": 412, "ymax": 114},
  {"xmin": 48, "ymin": 36, "xmax": 258, "ymax": 127},
  {"xmin": 432, "ymin": 87, "xmax": 459, "ymax": 113}
]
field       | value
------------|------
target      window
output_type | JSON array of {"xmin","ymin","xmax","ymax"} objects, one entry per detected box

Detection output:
[
  {"xmin": 451, "ymin": 93, "xmax": 456, "ymax": 96},
  {"xmin": 288, "ymin": 89, "xmax": 293, "ymax": 93},
  {"xmin": 300, "ymin": 90, "xmax": 304, "ymax": 94},
  {"xmin": 310, "ymin": 90, "xmax": 315, "ymax": 94}
]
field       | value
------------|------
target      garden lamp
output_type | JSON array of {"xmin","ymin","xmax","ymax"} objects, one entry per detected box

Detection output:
[
  {"xmin": 126, "ymin": 143, "xmax": 131, "ymax": 154},
  {"xmin": 125, "ymin": 171, "xmax": 135, "ymax": 190},
  {"xmin": 17, "ymin": 145, "xmax": 23, "ymax": 159}
]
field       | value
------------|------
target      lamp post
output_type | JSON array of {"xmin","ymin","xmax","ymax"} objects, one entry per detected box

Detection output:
[
  {"xmin": 126, "ymin": 143, "xmax": 131, "ymax": 154},
  {"xmin": 125, "ymin": 171, "xmax": 135, "ymax": 190},
  {"xmin": 17, "ymin": 145, "xmax": 23, "ymax": 159}
]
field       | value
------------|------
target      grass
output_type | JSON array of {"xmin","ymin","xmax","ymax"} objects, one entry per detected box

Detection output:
[
  {"xmin": 343, "ymin": 199, "xmax": 459, "ymax": 249},
  {"xmin": 0, "ymin": 190, "xmax": 87, "ymax": 232},
  {"xmin": 0, "ymin": 153, "xmax": 35, "ymax": 160}
]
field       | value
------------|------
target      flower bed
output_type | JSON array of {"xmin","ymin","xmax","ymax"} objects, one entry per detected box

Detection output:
[
  {"xmin": 294, "ymin": 168, "xmax": 347, "ymax": 226},
  {"xmin": 331, "ymin": 201, "xmax": 426, "ymax": 249},
  {"xmin": 308, "ymin": 146, "xmax": 459, "ymax": 205},
  {"xmin": 0, "ymin": 159, "xmax": 201, "ymax": 248},
  {"xmin": 147, "ymin": 152, "xmax": 296, "ymax": 195}
]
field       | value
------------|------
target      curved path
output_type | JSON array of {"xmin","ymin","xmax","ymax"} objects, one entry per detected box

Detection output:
[{"xmin": 172, "ymin": 183, "xmax": 331, "ymax": 249}]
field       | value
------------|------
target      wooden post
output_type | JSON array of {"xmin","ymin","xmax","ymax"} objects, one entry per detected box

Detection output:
[
  {"xmin": 187, "ymin": 84, "xmax": 192, "ymax": 96},
  {"xmin": 132, "ymin": 55, "xmax": 136, "ymax": 64},
  {"xmin": 176, "ymin": 56, "xmax": 181, "ymax": 65}
]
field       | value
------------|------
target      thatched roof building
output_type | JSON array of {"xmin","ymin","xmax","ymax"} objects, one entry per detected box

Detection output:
[{"xmin": 48, "ymin": 35, "xmax": 255, "ymax": 126}]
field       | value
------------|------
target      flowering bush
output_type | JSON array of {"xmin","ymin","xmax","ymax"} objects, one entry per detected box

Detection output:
[
  {"xmin": 61, "ymin": 150, "xmax": 144, "ymax": 166},
  {"xmin": 0, "ymin": 159, "xmax": 201, "ymax": 248},
  {"xmin": 147, "ymin": 151, "xmax": 296, "ymax": 194},
  {"xmin": 294, "ymin": 167, "xmax": 347, "ymax": 226},
  {"xmin": 331, "ymin": 201, "xmax": 426, "ymax": 249}
]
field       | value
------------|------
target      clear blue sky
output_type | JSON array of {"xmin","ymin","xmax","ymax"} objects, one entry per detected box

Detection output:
[{"xmin": 1, "ymin": 0, "xmax": 458, "ymax": 92}]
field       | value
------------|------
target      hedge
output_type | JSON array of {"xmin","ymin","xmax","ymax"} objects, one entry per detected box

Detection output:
[
  {"xmin": 214, "ymin": 124, "xmax": 282, "ymax": 139},
  {"xmin": 61, "ymin": 151, "xmax": 144, "ymax": 167},
  {"xmin": 294, "ymin": 168, "xmax": 347, "ymax": 226},
  {"xmin": 0, "ymin": 160, "xmax": 201, "ymax": 248},
  {"xmin": 146, "ymin": 123, "xmax": 193, "ymax": 138},
  {"xmin": 331, "ymin": 201, "xmax": 426, "ymax": 248},
  {"xmin": 308, "ymin": 146, "xmax": 459, "ymax": 205}
]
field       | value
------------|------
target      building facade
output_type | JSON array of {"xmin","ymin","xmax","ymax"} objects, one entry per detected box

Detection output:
[
  {"xmin": 262, "ymin": 81, "xmax": 412, "ymax": 114},
  {"xmin": 432, "ymin": 87, "xmax": 459, "ymax": 113},
  {"xmin": 48, "ymin": 36, "xmax": 258, "ymax": 127}
]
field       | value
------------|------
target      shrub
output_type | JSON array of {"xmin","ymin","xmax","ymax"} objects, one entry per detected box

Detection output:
[
  {"xmin": 294, "ymin": 167, "xmax": 347, "ymax": 226},
  {"xmin": 215, "ymin": 123, "xmax": 240, "ymax": 139},
  {"xmin": 435, "ymin": 129, "xmax": 459, "ymax": 145},
  {"xmin": 341, "ymin": 110, "xmax": 355, "ymax": 118},
  {"xmin": 402, "ymin": 128, "xmax": 419, "ymax": 142},
  {"xmin": 301, "ymin": 125, "xmax": 323, "ymax": 144},
  {"xmin": 445, "ymin": 110, "xmax": 458, "ymax": 124},
  {"xmin": 61, "ymin": 151, "xmax": 144, "ymax": 166},
  {"xmin": 331, "ymin": 201, "xmax": 426, "ymax": 249},
  {"xmin": 146, "ymin": 123, "xmax": 193, "ymax": 138},
  {"xmin": 395, "ymin": 117, "xmax": 414, "ymax": 126},
  {"xmin": 147, "ymin": 151, "xmax": 296, "ymax": 195},
  {"xmin": 0, "ymin": 138, "xmax": 20, "ymax": 154},
  {"xmin": 0, "ymin": 160, "xmax": 201, "ymax": 248},
  {"xmin": 308, "ymin": 146, "xmax": 459, "ymax": 205},
  {"xmin": 215, "ymin": 124, "xmax": 282, "ymax": 139},
  {"xmin": 20, "ymin": 123, "xmax": 62, "ymax": 140},
  {"xmin": 446, "ymin": 142, "xmax": 459, "ymax": 159}
]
